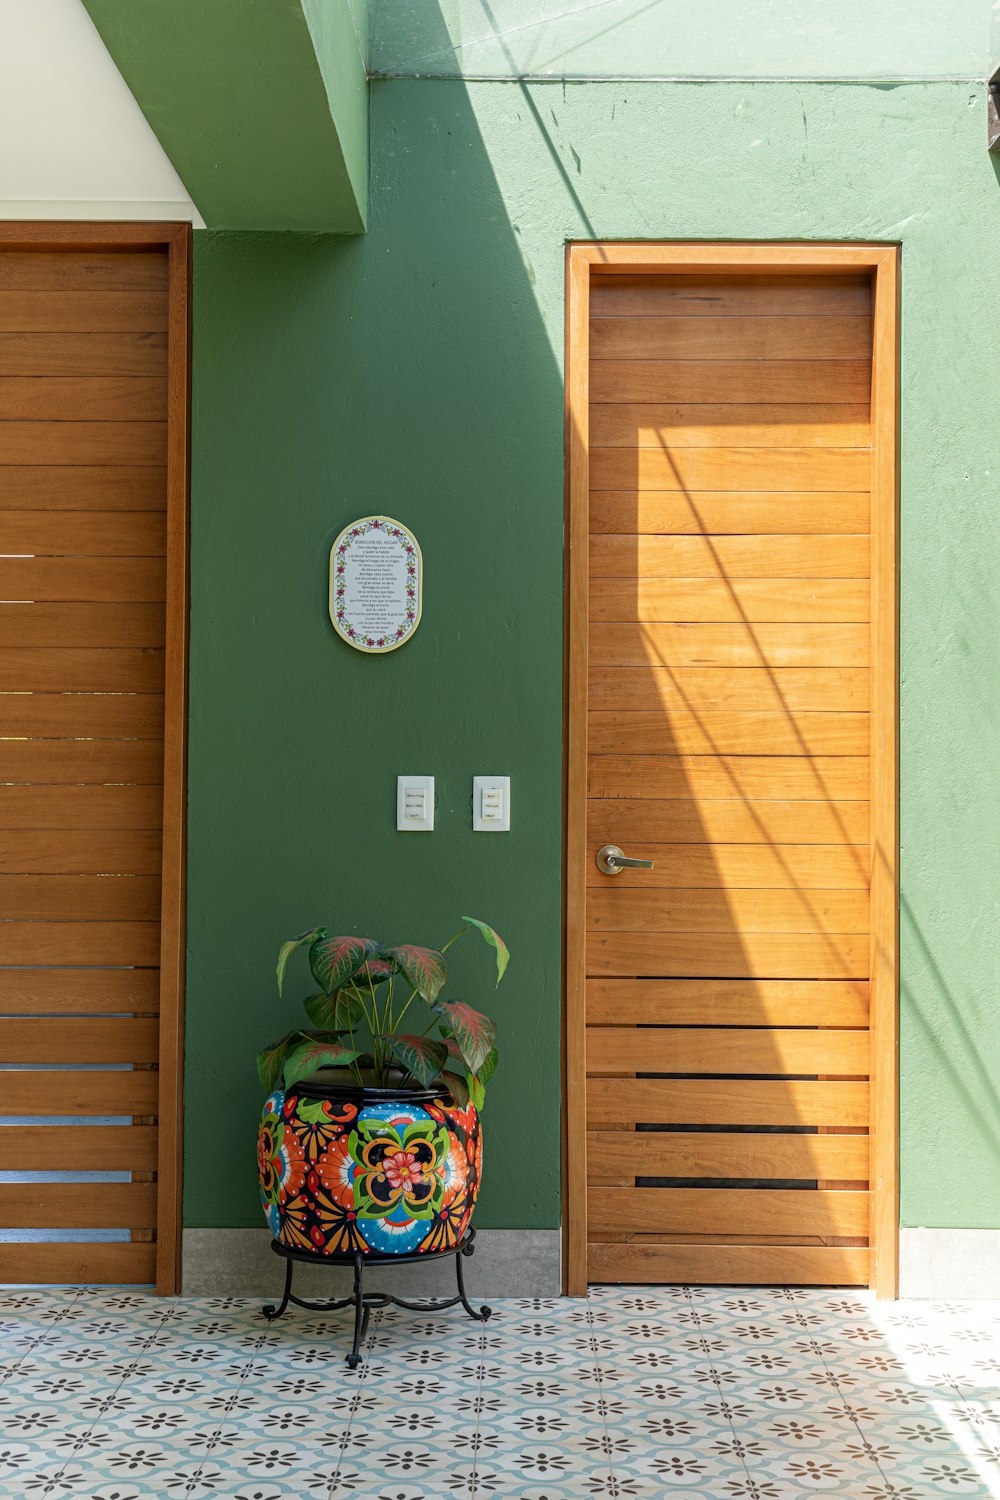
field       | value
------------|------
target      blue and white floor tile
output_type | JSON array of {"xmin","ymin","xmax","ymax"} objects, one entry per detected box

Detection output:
[{"xmin": 1, "ymin": 1284, "xmax": 1000, "ymax": 1496}]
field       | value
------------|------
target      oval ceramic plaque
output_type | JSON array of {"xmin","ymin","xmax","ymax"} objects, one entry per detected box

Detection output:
[{"xmin": 329, "ymin": 515, "xmax": 422, "ymax": 653}]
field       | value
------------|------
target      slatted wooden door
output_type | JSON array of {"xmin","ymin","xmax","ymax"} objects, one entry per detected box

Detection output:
[
  {"xmin": 566, "ymin": 244, "xmax": 898, "ymax": 1295},
  {"xmin": 0, "ymin": 227, "xmax": 188, "ymax": 1292}
]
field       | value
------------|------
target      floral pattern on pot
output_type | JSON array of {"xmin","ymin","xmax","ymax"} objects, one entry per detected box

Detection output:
[{"xmin": 257, "ymin": 1088, "xmax": 481, "ymax": 1258}]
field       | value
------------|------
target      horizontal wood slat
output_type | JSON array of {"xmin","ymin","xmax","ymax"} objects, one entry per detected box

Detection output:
[
  {"xmin": 588, "ymin": 1186, "xmax": 869, "ymax": 1237},
  {"xmin": 586, "ymin": 1129, "xmax": 869, "ymax": 1182},
  {"xmin": 587, "ymin": 754, "xmax": 869, "ymax": 800},
  {"xmin": 0, "ymin": 1123, "xmax": 157, "ymax": 1170},
  {"xmin": 589, "ymin": 796, "xmax": 868, "ymax": 845},
  {"xmin": 589, "ymin": 274, "xmax": 872, "ymax": 318},
  {"xmin": 590, "ymin": 359, "xmax": 872, "ymax": 405},
  {"xmin": 0, "ymin": 1016, "xmax": 158, "ymax": 1063},
  {"xmin": 590, "ymin": 491, "xmax": 869, "ymax": 536},
  {"xmin": 0, "ymin": 786, "xmax": 163, "ymax": 830},
  {"xmin": 0, "ymin": 921, "xmax": 160, "ymax": 964},
  {"xmin": 590, "ymin": 534, "xmax": 868, "ymax": 579},
  {"xmin": 0, "ymin": 741, "xmax": 162, "ymax": 784},
  {"xmin": 591, "ymin": 578, "xmax": 870, "ymax": 623},
  {"xmin": 587, "ymin": 1025, "xmax": 869, "ymax": 1074},
  {"xmin": 586, "ymin": 1076, "xmax": 869, "ymax": 1127},
  {"xmin": 590, "ymin": 447, "xmax": 869, "ymax": 493},
  {"xmin": 0, "ymin": 422, "xmax": 164, "ymax": 466},
  {"xmin": 0, "ymin": 557, "xmax": 166, "ymax": 602},
  {"xmin": 0, "ymin": 1068, "xmax": 158, "ymax": 1116},
  {"xmin": 586, "ymin": 930, "xmax": 870, "ymax": 978},
  {"xmin": 0, "ymin": 465, "xmax": 165, "ymax": 507},
  {"xmin": 0, "ymin": 379, "xmax": 167, "ymax": 424},
  {"xmin": 588, "ymin": 710, "xmax": 869, "ymax": 757},
  {"xmin": 0, "ymin": 1180, "xmax": 157, "ymax": 1229},
  {"xmin": 0, "ymin": 828, "xmax": 161, "ymax": 875},
  {"xmin": 0, "ymin": 876, "xmax": 161, "ymax": 921},
  {"xmin": 591, "ymin": 316, "xmax": 872, "ymax": 362},
  {"xmin": 0, "ymin": 693, "xmax": 163, "ymax": 740},
  {"xmin": 0, "ymin": 252, "xmax": 168, "ymax": 294},
  {"xmin": 0, "ymin": 1241, "xmax": 156, "ymax": 1284},
  {"xmin": 586, "ymin": 1240, "xmax": 869, "ymax": 1285},
  {"xmin": 586, "ymin": 887, "xmax": 870, "ymax": 936},
  {"xmin": 0, "ymin": 603, "xmax": 166, "ymax": 648},
  {"xmin": 589, "ymin": 622, "xmax": 869, "ymax": 669},
  {"xmin": 584, "ymin": 843, "xmax": 869, "ymax": 890},
  {"xmin": 589, "ymin": 667, "xmax": 868, "ymax": 714},
  {"xmin": 0, "ymin": 333, "xmax": 167, "ymax": 378},
  {"xmin": 586, "ymin": 978, "xmax": 870, "ymax": 1027},
  {"xmin": 0, "ymin": 291, "xmax": 166, "ymax": 334},
  {"xmin": 0, "ymin": 511, "xmax": 164, "ymax": 555},
  {"xmin": 589, "ymin": 405, "xmax": 870, "ymax": 448},
  {"xmin": 0, "ymin": 966, "xmax": 159, "ymax": 1014},
  {"xmin": 0, "ymin": 649, "xmax": 163, "ymax": 693}
]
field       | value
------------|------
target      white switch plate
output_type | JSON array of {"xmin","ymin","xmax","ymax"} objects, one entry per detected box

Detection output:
[
  {"xmin": 397, "ymin": 775, "xmax": 434, "ymax": 831},
  {"xmin": 473, "ymin": 775, "xmax": 510, "ymax": 831}
]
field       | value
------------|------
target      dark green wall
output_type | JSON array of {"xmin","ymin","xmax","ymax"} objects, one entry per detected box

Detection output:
[{"xmin": 188, "ymin": 73, "xmax": 1000, "ymax": 1233}]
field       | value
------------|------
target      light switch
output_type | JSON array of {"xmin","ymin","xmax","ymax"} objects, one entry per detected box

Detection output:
[
  {"xmin": 473, "ymin": 775, "xmax": 510, "ymax": 832},
  {"xmin": 397, "ymin": 775, "xmax": 434, "ymax": 831}
]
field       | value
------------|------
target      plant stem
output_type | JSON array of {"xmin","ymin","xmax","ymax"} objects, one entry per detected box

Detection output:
[{"xmin": 441, "ymin": 924, "xmax": 468, "ymax": 955}]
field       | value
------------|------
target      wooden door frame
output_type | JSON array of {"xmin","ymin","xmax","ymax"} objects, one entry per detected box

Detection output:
[
  {"xmin": 563, "ymin": 241, "xmax": 899, "ymax": 1298},
  {"xmin": 0, "ymin": 222, "xmax": 191, "ymax": 1295}
]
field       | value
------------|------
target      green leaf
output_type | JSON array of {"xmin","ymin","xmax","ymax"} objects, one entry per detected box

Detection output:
[
  {"xmin": 257, "ymin": 1034, "xmax": 293, "ymax": 1092},
  {"xmin": 434, "ymin": 1000, "xmax": 495, "ymax": 1074},
  {"xmin": 309, "ymin": 935, "xmax": 379, "ymax": 993},
  {"xmin": 442, "ymin": 1070, "xmax": 470, "ymax": 1106},
  {"xmin": 276, "ymin": 927, "xmax": 325, "ymax": 997},
  {"xmin": 381, "ymin": 944, "xmax": 447, "ymax": 1004},
  {"xmin": 282, "ymin": 1038, "xmax": 363, "ymax": 1089},
  {"xmin": 390, "ymin": 1034, "xmax": 448, "ymax": 1087},
  {"xmin": 467, "ymin": 1071, "xmax": 486, "ymax": 1110},
  {"xmin": 478, "ymin": 1044, "xmax": 500, "ymax": 1086},
  {"xmin": 361, "ymin": 957, "xmax": 395, "ymax": 985},
  {"xmin": 303, "ymin": 990, "xmax": 365, "ymax": 1034},
  {"xmin": 460, "ymin": 915, "xmax": 509, "ymax": 985}
]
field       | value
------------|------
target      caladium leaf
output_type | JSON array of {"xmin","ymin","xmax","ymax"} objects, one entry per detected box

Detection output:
[
  {"xmin": 381, "ymin": 944, "xmax": 447, "ymax": 1004},
  {"xmin": 309, "ymin": 935, "xmax": 379, "ymax": 994},
  {"xmin": 442, "ymin": 1070, "xmax": 470, "ymax": 1107},
  {"xmin": 390, "ymin": 1034, "xmax": 448, "ymax": 1088},
  {"xmin": 434, "ymin": 1000, "xmax": 495, "ymax": 1074},
  {"xmin": 467, "ymin": 1071, "xmax": 486, "ymax": 1110},
  {"xmin": 460, "ymin": 915, "xmax": 509, "ymax": 985},
  {"xmin": 257, "ymin": 1034, "xmax": 294, "ymax": 1092},
  {"xmin": 282, "ymin": 1038, "xmax": 364, "ymax": 1089},
  {"xmin": 304, "ymin": 990, "xmax": 365, "ymax": 1034},
  {"xmin": 360, "ymin": 957, "xmax": 395, "ymax": 985},
  {"xmin": 276, "ymin": 927, "xmax": 325, "ymax": 997},
  {"xmin": 478, "ymin": 1044, "xmax": 500, "ymax": 1086}
]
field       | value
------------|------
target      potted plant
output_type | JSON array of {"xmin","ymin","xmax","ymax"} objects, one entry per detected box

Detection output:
[{"xmin": 256, "ymin": 916, "xmax": 507, "ymax": 1261}]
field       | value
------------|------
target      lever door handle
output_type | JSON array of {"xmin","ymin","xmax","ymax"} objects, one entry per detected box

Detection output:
[{"xmin": 597, "ymin": 844, "xmax": 655, "ymax": 875}]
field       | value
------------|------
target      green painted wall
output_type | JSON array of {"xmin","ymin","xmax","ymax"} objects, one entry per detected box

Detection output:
[{"xmin": 187, "ymin": 73, "xmax": 1000, "ymax": 1233}]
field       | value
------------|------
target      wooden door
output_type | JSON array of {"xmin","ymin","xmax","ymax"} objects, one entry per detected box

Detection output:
[
  {"xmin": 0, "ymin": 227, "xmax": 188, "ymax": 1292},
  {"xmin": 566, "ymin": 244, "xmax": 898, "ymax": 1295}
]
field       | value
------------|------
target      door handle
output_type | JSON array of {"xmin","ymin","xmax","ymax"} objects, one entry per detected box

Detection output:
[{"xmin": 596, "ymin": 844, "xmax": 655, "ymax": 875}]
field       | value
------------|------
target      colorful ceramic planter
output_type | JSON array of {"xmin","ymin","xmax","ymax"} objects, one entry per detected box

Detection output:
[{"xmin": 257, "ymin": 1077, "xmax": 482, "ymax": 1259}]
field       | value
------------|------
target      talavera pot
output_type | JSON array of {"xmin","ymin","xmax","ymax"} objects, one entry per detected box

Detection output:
[{"xmin": 257, "ymin": 1073, "xmax": 482, "ymax": 1259}]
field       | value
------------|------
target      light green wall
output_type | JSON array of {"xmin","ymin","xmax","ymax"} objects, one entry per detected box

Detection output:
[
  {"xmin": 186, "ymin": 71, "xmax": 1000, "ymax": 1232},
  {"xmin": 372, "ymin": 0, "xmax": 998, "ymax": 79}
]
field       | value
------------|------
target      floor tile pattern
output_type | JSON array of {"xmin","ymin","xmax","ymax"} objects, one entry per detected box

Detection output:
[{"xmin": 0, "ymin": 1282, "xmax": 998, "ymax": 1497}]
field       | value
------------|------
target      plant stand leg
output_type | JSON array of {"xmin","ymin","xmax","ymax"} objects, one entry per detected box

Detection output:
[
  {"xmin": 346, "ymin": 1252, "xmax": 369, "ymax": 1369},
  {"xmin": 261, "ymin": 1255, "xmax": 293, "ymax": 1321},
  {"xmin": 456, "ymin": 1230, "xmax": 492, "ymax": 1323}
]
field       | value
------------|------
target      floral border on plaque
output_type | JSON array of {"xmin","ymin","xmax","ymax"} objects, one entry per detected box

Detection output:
[{"xmin": 328, "ymin": 515, "xmax": 423, "ymax": 654}]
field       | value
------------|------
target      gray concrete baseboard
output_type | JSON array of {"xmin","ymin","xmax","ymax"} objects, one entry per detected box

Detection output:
[
  {"xmin": 899, "ymin": 1228, "xmax": 1000, "ymax": 1298},
  {"xmin": 181, "ymin": 1228, "xmax": 562, "ymax": 1299}
]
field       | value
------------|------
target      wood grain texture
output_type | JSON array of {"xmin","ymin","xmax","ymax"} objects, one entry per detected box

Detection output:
[
  {"xmin": 0, "ymin": 1180, "xmax": 156, "ymax": 1228},
  {"xmin": 0, "ymin": 1016, "xmax": 158, "ymax": 1063},
  {"xmin": 0, "ymin": 965, "xmax": 159, "ymax": 1013},
  {"xmin": 0, "ymin": 1068, "xmax": 158, "ymax": 1115},
  {"xmin": 0, "ymin": 648, "xmax": 163, "ymax": 693},
  {"xmin": 0, "ymin": 603, "xmax": 166, "ymax": 649},
  {"xmin": 590, "ymin": 491, "xmax": 869, "ymax": 535},
  {"xmin": 589, "ymin": 666, "xmax": 868, "ymax": 714},
  {"xmin": 587, "ymin": 754, "xmax": 869, "ymax": 800},
  {"xmin": 0, "ymin": 692, "xmax": 163, "ymax": 739},
  {"xmin": 588, "ymin": 794, "xmax": 868, "ymax": 845},
  {"xmin": 0, "ymin": 920, "xmax": 160, "ymax": 965},
  {"xmin": 584, "ymin": 842, "xmax": 870, "ymax": 889},
  {"xmin": 590, "ymin": 534, "xmax": 868, "ymax": 579},
  {"xmin": 589, "ymin": 274, "xmax": 872, "ymax": 318},
  {"xmin": 0, "ymin": 875, "xmax": 161, "ymax": 920},
  {"xmin": 586, "ymin": 930, "xmax": 870, "ymax": 978},
  {"xmin": 0, "ymin": 464, "xmax": 165, "ymax": 506},
  {"xmin": 0, "ymin": 421, "xmax": 164, "ymax": 465},
  {"xmin": 0, "ymin": 828, "xmax": 162, "ymax": 875},
  {"xmin": 0, "ymin": 740, "xmax": 162, "ymax": 785},
  {"xmin": 590, "ymin": 359, "xmax": 872, "ymax": 405},
  {"xmin": 588, "ymin": 1186, "xmax": 869, "ymax": 1237},
  {"xmin": 587, "ymin": 1129, "xmax": 869, "ymax": 1182},
  {"xmin": 0, "ymin": 510, "xmax": 164, "ymax": 555},
  {"xmin": 590, "ymin": 405, "xmax": 870, "ymax": 447},
  {"xmin": 590, "ymin": 315, "xmax": 872, "ymax": 362},
  {"xmin": 590, "ymin": 446, "xmax": 869, "ymax": 492},
  {"xmin": 0, "ymin": 785, "xmax": 163, "ymax": 830},
  {"xmin": 0, "ymin": 379, "xmax": 166, "ymax": 423},
  {"xmin": 0, "ymin": 291, "xmax": 166, "ymax": 333},
  {"xmin": 591, "ymin": 577, "xmax": 870, "ymax": 623},
  {"xmin": 0, "ymin": 1123, "xmax": 157, "ymax": 1170},
  {"xmin": 0, "ymin": 1241, "xmax": 155, "ymax": 1284},
  {"xmin": 586, "ymin": 887, "xmax": 870, "ymax": 936},
  {"xmin": 586, "ymin": 1076, "xmax": 869, "ymax": 1127},
  {"xmin": 587, "ymin": 710, "xmax": 869, "ymax": 756},
  {"xmin": 587, "ymin": 1025, "xmax": 869, "ymax": 1074},
  {"xmin": 0, "ymin": 332, "xmax": 166, "ymax": 377},
  {"xmin": 0, "ymin": 557, "xmax": 166, "ymax": 602},
  {"xmin": 589, "ymin": 622, "xmax": 869, "ymax": 668},
  {"xmin": 0, "ymin": 250, "xmax": 168, "ymax": 292},
  {"xmin": 586, "ymin": 1240, "xmax": 869, "ymax": 1284},
  {"xmin": 586, "ymin": 977, "xmax": 870, "ymax": 1027}
]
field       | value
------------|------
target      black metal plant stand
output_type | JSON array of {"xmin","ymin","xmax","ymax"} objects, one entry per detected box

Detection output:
[{"xmin": 262, "ymin": 1227, "xmax": 492, "ymax": 1369}]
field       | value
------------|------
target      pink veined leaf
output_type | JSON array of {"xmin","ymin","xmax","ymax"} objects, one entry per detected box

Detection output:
[
  {"xmin": 381, "ymin": 944, "xmax": 447, "ymax": 1004},
  {"xmin": 389, "ymin": 1035, "xmax": 448, "ymax": 1088},
  {"xmin": 309, "ymin": 935, "xmax": 380, "ymax": 994},
  {"xmin": 434, "ymin": 1000, "xmax": 495, "ymax": 1074},
  {"xmin": 304, "ymin": 991, "xmax": 365, "ymax": 1033},
  {"xmin": 359, "ymin": 957, "xmax": 395, "ymax": 986},
  {"xmin": 276, "ymin": 926, "xmax": 325, "ymax": 997},
  {"xmin": 460, "ymin": 916, "xmax": 510, "ymax": 985},
  {"xmin": 282, "ymin": 1038, "xmax": 364, "ymax": 1089},
  {"xmin": 257, "ymin": 1035, "xmax": 293, "ymax": 1093}
]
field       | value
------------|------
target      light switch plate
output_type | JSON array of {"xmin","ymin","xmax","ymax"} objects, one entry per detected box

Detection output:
[
  {"xmin": 473, "ymin": 775, "xmax": 510, "ymax": 831},
  {"xmin": 397, "ymin": 775, "xmax": 434, "ymax": 831}
]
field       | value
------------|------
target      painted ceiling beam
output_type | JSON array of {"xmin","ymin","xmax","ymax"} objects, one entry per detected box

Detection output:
[{"xmin": 81, "ymin": 0, "xmax": 368, "ymax": 232}]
